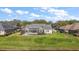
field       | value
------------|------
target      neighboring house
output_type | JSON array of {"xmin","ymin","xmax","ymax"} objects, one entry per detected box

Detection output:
[
  {"xmin": 59, "ymin": 23, "xmax": 79, "ymax": 36},
  {"xmin": 68, "ymin": 23, "xmax": 79, "ymax": 36},
  {"xmin": 59, "ymin": 25, "xmax": 72, "ymax": 33},
  {"xmin": 21, "ymin": 24, "xmax": 53, "ymax": 35},
  {"xmin": 0, "ymin": 23, "xmax": 17, "ymax": 35}
]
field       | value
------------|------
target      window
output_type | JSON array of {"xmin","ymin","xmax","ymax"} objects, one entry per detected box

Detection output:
[
  {"xmin": 29, "ymin": 28, "xmax": 39, "ymax": 33},
  {"xmin": 45, "ymin": 30, "xmax": 49, "ymax": 32}
]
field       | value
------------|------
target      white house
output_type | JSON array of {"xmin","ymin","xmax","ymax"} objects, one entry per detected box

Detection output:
[
  {"xmin": 0, "ymin": 23, "xmax": 17, "ymax": 35},
  {"xmin": 21, "ymin": 24, "xmax": 53, "ymax": 35}
]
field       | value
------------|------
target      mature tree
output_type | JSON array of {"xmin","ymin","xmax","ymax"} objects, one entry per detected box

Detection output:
[
  {"xmin": 51, "ymin": 19, "xmax": 79, "ymax": 29},
  {"xmin": 32, "ymin": 19, "xmax": 48, "ymax": 24},
  {"xmin": 20, "ymin": 21, "xmax": 31, "ymax": 26},
  {"xmin": 48, "ymin": 21, "xmax": 53, "ymax": 24},
  {"xmin": 54, "ymin": 19, "xmax": 79, "ymax": 27}
]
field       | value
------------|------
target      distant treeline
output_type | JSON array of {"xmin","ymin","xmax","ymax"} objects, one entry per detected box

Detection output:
[{"xmin": 0, "ymin": 19, "xmax": 79, "ymax": 28}]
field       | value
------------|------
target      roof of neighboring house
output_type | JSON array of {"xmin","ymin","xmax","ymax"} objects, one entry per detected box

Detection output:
[
  {"xmin": 23, "ymin": 24, "xmax": 52, "ymax": 30},
  {"xmin": 0, "ymin": 23, "xmax": 17, "ymax": 31},
  {"xmin": 59, "ymin": 24, "xmax": 72, "ymax": 30},
  {"xmin": 59, "ymin": 23, "xmax": 79, "ymax": 30},
  {"xmin": 70, "ymin": 23, "xmax": 79, "ymax": 30}
]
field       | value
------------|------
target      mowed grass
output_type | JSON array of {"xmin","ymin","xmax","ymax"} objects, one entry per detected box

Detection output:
[{"xmin": 0, "ymin": 32, "xmax": 79, "ymax": 50}]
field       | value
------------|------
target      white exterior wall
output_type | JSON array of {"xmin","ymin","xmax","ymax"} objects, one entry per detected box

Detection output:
[
  {"xmin": 52, "ymin": 29, "xmax": 57, "ymax": 32},
  {"xmin": 44, "ymin": 29, "xmax": 52, "ymax": 34},
  {"xmin": 0, "ymin": 31, "xmax": 6, "ymax": 35}
]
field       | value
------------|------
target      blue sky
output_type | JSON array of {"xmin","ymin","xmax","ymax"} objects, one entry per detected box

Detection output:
[{"xmin": 0, "ymin": 7, "xmax": 79, "ymax": 22}]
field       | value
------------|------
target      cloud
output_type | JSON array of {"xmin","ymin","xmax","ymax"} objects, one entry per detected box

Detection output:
[
  {"xmin": 48, "ymin": 8, "xmax": 69, "ymax": 16},
  {"xmin": 44, "ymin": 14, "xmax": 79, "ymax": 22},
  {"xmin": 0, "ymin": 8, "xmax": 13, "ymax": 14},
  {"xmin": 40, "ymin": 7, "xmax": 69, "ymax": 17},
  {"xmin": 40, "ymin": 7, "xmax": 78, "ymax": 22},
  {"xmin": 69, "ymin": 16, "xmax": 79, "ymax": 20},
  {"xmin": 46, "ymin": 16, "xmax": 51, "ymax": 19},
  {"xmin": 44, "ymin": 16, "xmax": 64, "ymax": 22},
  {"xmin": 24, "ymin": 11, "xmax": 29, "ymax": 14},
  {"xmin": 39, "ymin": 7, "xmax": 49, "ymax": 12},
  {"xmin": 47, "ymin": 8, "xmax": 79, "ymax": 22},
  {"xmin": 38, "ymin": 7, "xmax": 70, "ymax": 22},
  {"xmin": 31, "ymin": 13, "xmax": 40, "ymax": 17},
  {"xmin": 15, "ymin": 10, "xmax": 29, "ymax": 15},
  {"xmin": 41, "ymin": 7, "xmax": 49, "ymax": 10},
  {"xmin": 16, "ymin": 10, "xmax": 24, "ymax": 15}
]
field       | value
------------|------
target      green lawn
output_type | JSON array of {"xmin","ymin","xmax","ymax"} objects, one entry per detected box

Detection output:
[{"xmin": 0, "ymin": 32, "xmax": 79, "ymax": 51}]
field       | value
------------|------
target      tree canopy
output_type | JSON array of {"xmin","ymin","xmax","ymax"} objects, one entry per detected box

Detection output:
[{"xmin": 0, "ymin": 19, "xmax": 79, "ymax": 28}]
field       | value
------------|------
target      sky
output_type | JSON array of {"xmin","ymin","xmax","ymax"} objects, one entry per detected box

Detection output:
[{"xmin": 0, "ymin": 7, "xmax": 79, "ymax": 22}]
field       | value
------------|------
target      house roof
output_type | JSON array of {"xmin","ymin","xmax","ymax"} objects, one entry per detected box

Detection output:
[
  {"xmin": 59, "ymin": 23, "xmax": 79, "ymax": 30},
  {"xmin": 24, "ymin": 24, "xmax": 52, "ymax": 30},
  {"xmin": 0, "ymin": 23, "xmax": 17, "ymax": 31},
  {"xmin": 59, "ymin": 24, "xmax": 72, "ymax": 30},
  {"xmin": 70, "ymin": 23, "xmax": 79, "ymax": 30}
]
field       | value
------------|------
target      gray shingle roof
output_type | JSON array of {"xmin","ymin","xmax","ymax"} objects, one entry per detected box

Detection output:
[
  {"xmin": 24, "ymin": 24, "xmax": 52, "ymax": 30},
  {"xmin": 0, "ymin": 23, "xmax": 17, "ymax": 31}
]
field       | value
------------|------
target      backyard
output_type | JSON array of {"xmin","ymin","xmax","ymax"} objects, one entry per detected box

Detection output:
[{"xmin": 0, "ymin": 32, "xmax": 79, "ymax": 51}]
